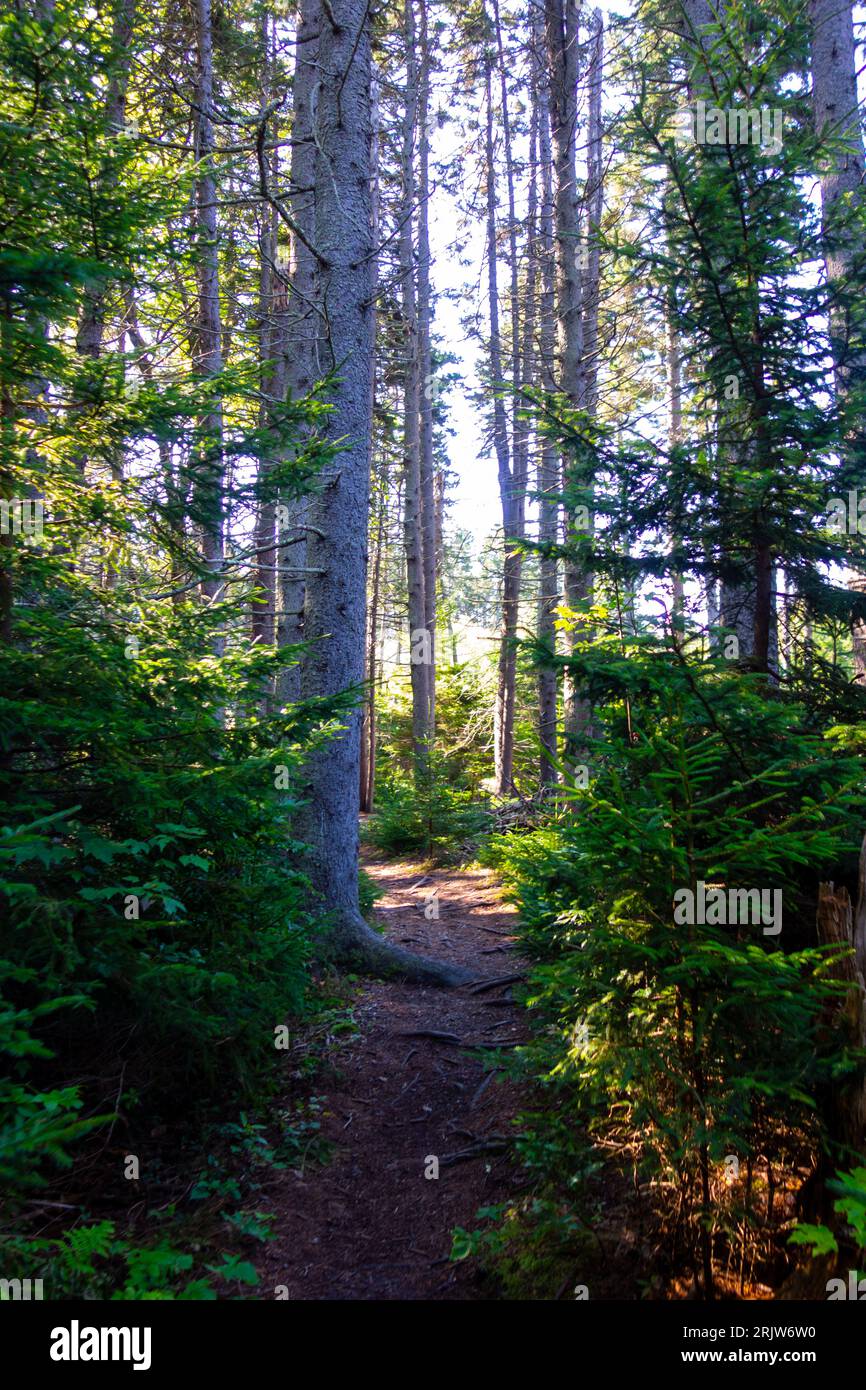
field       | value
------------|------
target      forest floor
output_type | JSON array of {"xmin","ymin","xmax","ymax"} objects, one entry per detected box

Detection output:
[{"xmin": 257, "ymin": 852, "xmax": 529, "ymax": 1300}]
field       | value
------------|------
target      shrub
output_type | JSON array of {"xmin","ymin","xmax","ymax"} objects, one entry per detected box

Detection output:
[
  {"xmin": 365, "ymin": 752, "xmax": 491, "ymax": 863},
  {"xmin": 487, "ymin": 636, "xmax": 866, "ymax": 1295}
]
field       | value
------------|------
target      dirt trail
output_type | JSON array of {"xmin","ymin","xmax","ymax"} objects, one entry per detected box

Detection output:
[{"xmin": 259, "ymin": 855, "xmax": 528, "ymax": 1300}]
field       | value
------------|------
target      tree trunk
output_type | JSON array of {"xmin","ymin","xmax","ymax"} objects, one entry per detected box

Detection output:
[
  {"xmin": 667, "ymin": 285, "xmax": 685, "ymax": 622},
  {"xmin": 400, "ymin": 0, "xmax": 432, "ymax": 770},
  {"xmin": 299, "ymin": 0, "xmax": 468, "ymax": 987},
  {"xmin": 545, "ymin": 0, "xmax": 593, "ymax": 774},
  {"xmin": 252, "ymin": 9, "xmax": 280, "ymax": 651},
  {"xmin": 75, "ymin": 0, "xmax": 136, "ymax": 366},
  {"xmin": 482, "ymin": 28, "xmax": 517, "ymax": 798},
  {"xmin": 810, "ymin": 0, "xmax": 866, "ymax": 681},
  {"xmin": 582, "ymin": 8, "xmax": 603, "ymax": 416},
  {"xmin": 417, "ymin": 0, "xmax": 437, "ymax": 735},
  {"xmin": 491, "ymin": 0, "xmax": 528, "ymax": 799},
  {"xmin": 534, "ymin": 5, "xmax": 559, "ymax": 786},
  {"xmin": 815, "ymin": 848, "xmax": 866, "ymax": 1162},
  {"xmin": 192, "ymin": 0, "xmax": 224, "ymax": 613},
  {"xmin": 360, "ymin": 464, "xmax": 385, "ymax": 814},
  {"xmin": 277, "ymin": 0, "xmax": 320, "ymax": 702}
]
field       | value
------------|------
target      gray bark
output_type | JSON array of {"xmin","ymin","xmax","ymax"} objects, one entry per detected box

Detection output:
[
  {"xmin": 491, "ymin": 0, "xmax": 526, "ymax": 797},
  {"xmin": 299, "ymin": 0, "xmax": 468, "ymax": 987},
  {"xmin": 582, "ymin": 9, "xmax": 603, "ymax": 415},
  {"xmin": 667, "ymin": 286, "xmax": 685, "ymax": 622},
  {"xmin": 277, "ymin": 0, "xmax": 321, "ymax": 702},
  {"xmin": 534, "ymin": 5, "xmax": 560, "ymax": 786},
  {"xmin": 192, "ymin": 0, "xmax": 225, "ymax": 611},
  {"xmin": 400, "ymin": 0, "xmax": 432, "ymax": 768},
  {"xmin": 417, "ymin": 0, "xmax": 437, "ymax": 734},
  {"xmin": 545, "ymin": 0, "xmax": 593, "ymax": 771},
  {"xmin": 253, "ymin": 10, "xmax": 281, "ymax": 651},
  {"xmin": 810, "ymin": 0, "xmax": 866, "ymax": 681}
]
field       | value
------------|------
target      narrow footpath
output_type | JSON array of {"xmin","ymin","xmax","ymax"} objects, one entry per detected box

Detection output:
[{"xmin": 259, "ymin": 856, "xmax": 528, "ymax": 1299}]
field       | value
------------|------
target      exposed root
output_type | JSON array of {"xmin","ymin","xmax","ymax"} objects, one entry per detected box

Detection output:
[{"xmin": 325, "ymin": 913, "xmax": 475, "ymax": 988}]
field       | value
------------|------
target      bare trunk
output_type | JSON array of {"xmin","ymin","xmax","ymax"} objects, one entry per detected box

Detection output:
[
  {"xmin": 535, "ymin": 9, "xmax": 559, "ymax": 786},
  {"xmin": 193, "ymin": 0, "xmax": 224, "ymax": 612},
  {"xmin": 277, "ymin": 0, "xmax": 320, "ymax": 702},
  {"xmin": 482, "ymin": 26, "xmax": 517, "ymax": 798},
  {"xmin": 417, "ymin": 0, "xmax": 437, "ymax": 734},
  {"xmin": 667, "ymin": 291, "xmax": 685, "ymax": 623},
  {"xmin": 360, "ymin": 466, "xmax": 385, "ymax": 813},
  {"xmin": 582, "ymin": 8, "xmax": 603, "ymax": 415},
  {"xmin": 75, "ymin": 0, "xmax": 136, "ymax": 367},
  {"xmin": 252, "ymin": 10, "xmax": 280, "ymax": 651},
  {"xmin": 400, "ymin": 0, "xmax": 432, "ymax": 769},
  {"xmin": 545, "ymin": 0, "xmax": 592, "ymax": 772},
  {"xmin": 815, "ymin": 841, "xmax": 866, "ymax": 1158},
  {"xmin": 300, "ymin": 0, "xmax": 467, "ymax": 987},
  {"xmin": 490, "ymin": 0, "xmax": 528, "ymax": 798},
  {"xmin": 810, "ymin": 0, "xmax": 866, "ymax": 681}
]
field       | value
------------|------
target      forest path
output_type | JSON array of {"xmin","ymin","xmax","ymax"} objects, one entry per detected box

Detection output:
[{"xmin": 258, "ymin": 854, "xmax": 529, "ymax": 1300}]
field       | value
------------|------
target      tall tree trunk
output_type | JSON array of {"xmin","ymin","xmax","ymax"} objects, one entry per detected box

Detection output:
[
  {"xmin": 582, "ymin": 8, "xmax": 603, "ymax": 415},
  {"xmin": 252, "ymin": 9, "xmax": 281, "ymax": 651},
  {"xmin": 482, "ymin": 24, "xmax": 517, "ymax": 798},
  {"xmin": 360, "ymin": 60, "xmax": 382, "ymax": 811},
  {"xmin": 360, "ymin": 463, "xmax": 385, "ymax": 813},
  {"xmin": 534, "ymin": 5, "xmax": 559, "ymax": 786},
  {"xmin": 810, "ymin": 0, "xmax": 866, "ymax": 681},
  {"xmin": 491, "ymin": 0, "xmax": 527, "ymax": 798},
  {"xmin": 277, "ymin": 0, "xmax": 320, "ymax": 701},
  {"xmin": 299, "ymin": 0, "xmax": 467, "ymax": 986},
  {"xmin": 545, "ymin": 0, "xmax": 592, "ymax": 774},
  {"xmin": 192, "ymin": 0, "xmax": 224, "ymax": 614},
  {"xmin": 400, "ymin": 0, "xmax": 432, "ymax": 769},
  {"xmin": 815, "ymin": 841, "xmax": 866, "ymax": 1171},
  {"xmin": 75, "ymin": 0, "xmax": 136, "ymax": 366},
  {"xmin": 417, "ymin": 0, "xmax": 437, "ymax": 734},
  {"xmin": 667, "ymin": 283, "xmax": 685, "ymax": 623}
]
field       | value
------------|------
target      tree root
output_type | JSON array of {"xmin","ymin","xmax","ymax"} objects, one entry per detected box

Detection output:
[{"xmin": 324, "ymin": 913, "xmax": 474, "ymax": 988}]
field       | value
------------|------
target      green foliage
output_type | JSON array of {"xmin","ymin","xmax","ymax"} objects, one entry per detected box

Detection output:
[
  {"xmin": 488, "ymin": 631, "xmax": 866, "ymax": 1291},
  {"xmin": 0, "ymin": 0, "xmax": 344, "ymax": 1225},
  {"xmin": 376, "ymin": 660, "xmax": 495, "ymax": 789},
  {"xmin": 365, "ymin": 750, "xmax": 491, "ymax": 863},
  {"xmin": 0, "ymin": 1220, "xmax": 216, "ymax": 1301},
  {"xmin": 451, "ymin": 1199, "xmax": 597, "ymax": 1300},
  {"xmin": 358, "ymin": 867, "xmax": 384, "ymax": 919},
  {"xmin": 790, "ymin": 1167, "xmax": 866, "ymax": 1275}
]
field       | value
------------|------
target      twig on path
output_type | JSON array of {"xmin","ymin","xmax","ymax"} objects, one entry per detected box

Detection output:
[
  {"xmin": 395, "ymin": 1029, "xmax": 462, "ymax": 1044},
  {"xmin": 468, "ymin": 973, "xmax": 524, "ymax": 995},
  {"xmin": 470, "ymin": 1070, "xmax": 499, "ymax": 1108},
  {"xmin": 439, "ymin": 1137, "xmax": 508, "ymax": 1167},
  {"xmin": 395, "ymin": 1071, "xmax": 422, "ymax": 1100}
]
